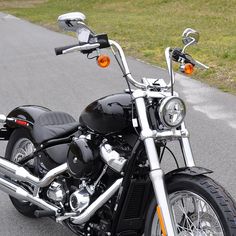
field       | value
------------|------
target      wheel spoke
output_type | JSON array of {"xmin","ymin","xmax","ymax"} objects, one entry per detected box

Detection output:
[
  {"xmin": 10, "ymin": 137, "xmax": 35, "ymax": 202},
  {"xmin": 176, "ymin": 200, "xmax": 196, "ymax": 232},
  {"xmin": 150, "ymin": 190, "xmax": 224, "ymax": 235},
  {"xmin": 12, "ymin": 139, "xmax": 34, "ymax": 162}
]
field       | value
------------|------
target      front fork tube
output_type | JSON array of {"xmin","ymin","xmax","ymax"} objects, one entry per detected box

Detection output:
[
  {"xmin": 134, "ymin": 94, "xmax": 178, "ymax": 235},
  {"xmin": 180, "ymin": 122, "xmax": 196, "ymax": 167},
  {"xmin": 145, "ymin": 138, "xmax": 178, "ymax": 236}
]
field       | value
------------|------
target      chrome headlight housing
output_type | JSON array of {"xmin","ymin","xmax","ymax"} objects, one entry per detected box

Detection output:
[{"xmin": 158, "ymin": 96, "xmax": 186, "ymax": 128}]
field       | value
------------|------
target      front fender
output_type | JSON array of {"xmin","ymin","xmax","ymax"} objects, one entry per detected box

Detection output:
[{"xmin": 165, "ymin": 166, "xmax": 213, "ymax": 181}]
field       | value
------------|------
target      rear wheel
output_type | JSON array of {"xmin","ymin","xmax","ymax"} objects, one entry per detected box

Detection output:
[
  {"xmin": 144, "ymin": 174, "xmax": 236, "ymax": 235},
  {"xmin": 5, "ymin": 128, "xmax": 38, "ymax": 217}
]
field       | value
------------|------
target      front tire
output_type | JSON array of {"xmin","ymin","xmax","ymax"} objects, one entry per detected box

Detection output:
[
  {"xmin": 145, "ymin": 174, "xmax": 236, "ymax": 235},
  {"xmin": 5, "ymin": 128, "xmax": 38, "ymax": 218}
]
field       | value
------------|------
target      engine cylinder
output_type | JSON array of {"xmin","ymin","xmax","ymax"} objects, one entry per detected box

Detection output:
[{"xmin": 47, "ymin": 181, "xmax": 66, "ymax": 203}]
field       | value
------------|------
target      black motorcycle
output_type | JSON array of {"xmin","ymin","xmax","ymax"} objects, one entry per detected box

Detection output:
[{"xmin": 0, "ymin": 12, "xmax": 236, "ymax": 235}]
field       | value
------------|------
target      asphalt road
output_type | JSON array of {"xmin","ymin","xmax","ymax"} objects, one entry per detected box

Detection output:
[{"xmin": 0, "ymin": 13, "xmax": 236, "ymax": 236}]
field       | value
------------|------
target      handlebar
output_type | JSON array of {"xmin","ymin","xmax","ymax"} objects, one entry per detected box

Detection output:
[
  {"xmin": 54, "ymin": 39, "xmax": 208, "ymax": 91},
  {"xmin": 165, "ymin": 47, "xmax": 175, "ymax": 89},
  {"xmin": 55, "ymin": 33, "xmax": 110, "ymax": 56},
  {"xmin": 55, "ymin": 43, "xmax": 79, "ymax": 55},
  {"xmin": 55, "ymin": 43, "xmax": 100, "ymax": 55},
  {"xmin": 54, "ymin": 40, "xmax": 148, "ymax": 89},
  {"xmin": 171, "ymin": 47, "xmax": 209, "ymax": 69},
  {"xmin": 109, "ymin": 40, "xmax": 147, "ymax": 89},
  {"xmin": 194, "ymin": 59, "xmax": 209, "ymax": 69}
]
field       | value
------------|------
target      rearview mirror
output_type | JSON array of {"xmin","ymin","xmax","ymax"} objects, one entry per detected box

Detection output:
[
  {"xmin": 58, "ymin": 12, "xmax": 86, "ymax": 32},
  {"xmin": 182, "ymin": 28, "xmax": 199, "ymax": 46},
  {"xmin": 58, "ymin": 12, "xmax": 95, "ymax": 44}
]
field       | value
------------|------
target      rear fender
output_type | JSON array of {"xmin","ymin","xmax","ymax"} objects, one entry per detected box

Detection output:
[
  {"xmin": 1, "ymin": 105, "xmax": 51, "ymax": 140},
  {"xmin": 6, "ymin": 105, "xmax": 70, "ymax": 165},
  {"xmin": 7, "ymin": 105, "xmax": 51, "ymax": 123}
]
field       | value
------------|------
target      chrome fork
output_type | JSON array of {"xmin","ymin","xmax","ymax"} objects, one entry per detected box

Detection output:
[
  {"xmin": 133, "ymin": 89, "xmax": 178, "ymax": 235},
  {"xmin": 180, "ymin": 122, "xmax": 195, "ymax": 167}
]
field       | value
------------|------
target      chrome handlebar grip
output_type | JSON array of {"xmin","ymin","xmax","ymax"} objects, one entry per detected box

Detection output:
[{"xmin": 62, "ymin": 43, "xmax": 100, "ymax": 54}]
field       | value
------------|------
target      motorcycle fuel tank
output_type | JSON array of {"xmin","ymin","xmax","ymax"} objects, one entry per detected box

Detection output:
[{"xmin": 79, "ymin": 93, "xmax": 133, "ymax": 134}]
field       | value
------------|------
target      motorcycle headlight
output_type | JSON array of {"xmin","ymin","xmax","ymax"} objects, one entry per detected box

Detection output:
[{"xmin": 158, "ymin": 96, "xmax": 186, "ymax": 128}]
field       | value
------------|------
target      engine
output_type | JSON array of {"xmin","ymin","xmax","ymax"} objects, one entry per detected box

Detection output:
[
  {"xmin": 46, "ymin": 133, "xmax": 132, "ymax": 231},
  {"xmin": 46, "ymin": 178, "xmax": 92, "ymax": 212},
  {"xmin": 46, "ymin": 174, "xmax": 107, "ymax": 213},
  {"xmin": 67, "ymin": 134, "xmax": 131, "ymax": 179}
]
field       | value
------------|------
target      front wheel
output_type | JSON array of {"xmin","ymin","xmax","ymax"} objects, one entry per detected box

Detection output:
[{"xmin": 145, "ymin": 174, "xmax": 236, "ymax": 235}]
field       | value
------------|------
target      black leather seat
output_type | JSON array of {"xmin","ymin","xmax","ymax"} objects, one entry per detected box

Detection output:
[{"xmin": 32, "ymin": 111, "xmax": 79, "ymax": 144}]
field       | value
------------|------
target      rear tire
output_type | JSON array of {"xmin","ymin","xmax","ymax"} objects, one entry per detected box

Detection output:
[
  {"xmin": 5, "ymin": 128, "xmax": 38, "ymax": 218},
  {"xmin": 144, "ymin": 174, "xmax": 236, "ymax": 235}
]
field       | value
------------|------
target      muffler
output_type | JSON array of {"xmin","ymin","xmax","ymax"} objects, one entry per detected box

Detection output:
[
  {"xmin": 0, "ymin": 156, "xmax": 67, "ymax": 187},
  {"xmin": 0, "ymin": 156, "xmax": 68, "ymax": 216},
  {"xmin": 0, "ymin": 156, "xmax": 39, "ymax": 185},
  {"xmin": 0, "ymin": 176, "xmax": 59, "ymax": 214}
]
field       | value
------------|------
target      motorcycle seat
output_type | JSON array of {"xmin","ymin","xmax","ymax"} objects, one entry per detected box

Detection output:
[{"xmin": 32, "ymin": 111, "xmax": 79, "ymax": 144}]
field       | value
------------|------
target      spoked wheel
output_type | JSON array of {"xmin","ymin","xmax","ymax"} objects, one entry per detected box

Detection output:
[
  {"xmin": 11, "ymin": 138, "xmax": 34, "ymax": 163},
  {"xmin": 170, "ymin": 191, "xmax": 224, "ymax": 235},
  {"xmin": 145, "ymin": 174, "xmax": 236, "ymax": 236},
  {"xmin": 5, "ymin": 128, "xmax": 38, "ymax": 217}
]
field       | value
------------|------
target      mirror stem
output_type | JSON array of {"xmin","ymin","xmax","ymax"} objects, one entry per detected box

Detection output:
[
  {"xmin": 170, "ymin": 51, "xmax": 174, "ymax": 96},
  {"xmin": 182, "ymin": 37, "xmax": 195, "ymax": 53}
]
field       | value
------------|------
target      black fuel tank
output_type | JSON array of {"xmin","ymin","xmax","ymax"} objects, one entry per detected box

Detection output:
[{"xmin": 79, "ymin": 93, "xmax": 133, "ymax": 134}]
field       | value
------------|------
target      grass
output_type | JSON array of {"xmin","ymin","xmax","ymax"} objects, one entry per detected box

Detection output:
[{"xmin": 0, "ymin": 0, "xmax": 236, "ymax": 94}]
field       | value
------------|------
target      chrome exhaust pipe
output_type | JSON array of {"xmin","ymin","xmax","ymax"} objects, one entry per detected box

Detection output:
[
  {"xmin": 0, "ymin": 176, "xmax": 59, "ymax": 214},
  {"xmin": 0, "ymin": 157, "xmax": 39, "ymax": 185},
  {"xmin": 70, "ymin": 178, "xmax": 123, "ymax": 224},
  {"xmin": 37, "ymin": 163, "xmax": 68, "ymax": 187},
  {"xmin": 0, "ymin": 156, "xmax": 122, "ymax": 223},
  {"xmin": 0, "ymin": 157, "xmax": 67, "ymax": 187}
]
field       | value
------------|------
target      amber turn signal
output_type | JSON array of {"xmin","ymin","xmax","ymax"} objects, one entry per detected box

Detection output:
[
  {"xmin": 183, "ymin": 63, "xmax": 194, "ymax": 75},
  {"xmin": 97, "ymin": 54, "xmax": 110, "ymax": 68}
]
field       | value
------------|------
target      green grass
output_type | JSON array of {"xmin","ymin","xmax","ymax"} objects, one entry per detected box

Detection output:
[{"xmin": 1, "ymin": 0, "xmax": 236, "ymax": 94}]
